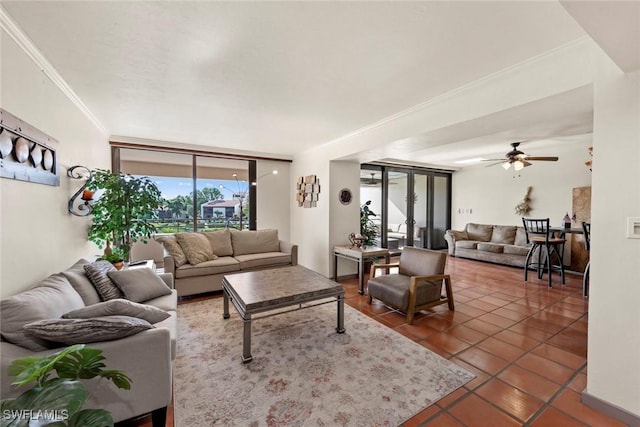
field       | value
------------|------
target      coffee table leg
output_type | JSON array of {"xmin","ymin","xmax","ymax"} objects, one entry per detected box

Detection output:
[
  {"xmin": 222, "ymin": 288, "xmax": 230, "ymax": 319},
  {"xmin": 242, "ymin": 315, "xmax": 253, "ymax": 363},
  {"xmin": 336, "ymin": 294, "xmax": 345, "ymax": 334}
]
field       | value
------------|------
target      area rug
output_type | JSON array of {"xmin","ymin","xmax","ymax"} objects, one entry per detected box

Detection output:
[{"xmin": 174, "ymin": 299, "xmax": 475, "ymax": 426}]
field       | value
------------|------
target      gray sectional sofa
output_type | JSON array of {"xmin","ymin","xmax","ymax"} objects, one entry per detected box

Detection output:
[
  {"xmin": 157, "ymin": 228, "xmax": 298, "ymax": 297},
  {"xmin": 0, "ymin": 259, "xmax": 176, "ymax": 426},
  {"xmin": 445, "ymin": 223, "xmax": 535, "ymax": 268}
]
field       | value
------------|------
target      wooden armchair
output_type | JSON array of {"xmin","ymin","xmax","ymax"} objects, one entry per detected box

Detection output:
[{"xmin": 367, "ymin": 247, "xmax": 454, "ymax": 324}]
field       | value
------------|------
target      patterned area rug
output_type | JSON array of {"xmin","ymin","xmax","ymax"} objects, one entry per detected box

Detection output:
[{"xmin": 174, "ymin": 299, "xmax": 474, "ymax": 426}]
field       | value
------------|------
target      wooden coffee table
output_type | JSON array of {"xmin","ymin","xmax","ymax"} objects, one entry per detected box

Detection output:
[{"xmin": 222, "ymin": 265, "xmax": 345, "ymax": 363}]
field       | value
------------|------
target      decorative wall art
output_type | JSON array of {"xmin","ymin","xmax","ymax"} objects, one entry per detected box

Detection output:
[
  {"xmin": 339, "ymin": 188, "xmax": 353, "ymax": 205},
  {"xmin": 296, "ymin": 175, "xmax": 320, "ymax": 208},
  {"xmin": 0, "ymin": 109, "xmax": 59, "ymax": 186},
  {"xmin": 514, "ymin": 186, "xmax": 533, "ymax": 216}
]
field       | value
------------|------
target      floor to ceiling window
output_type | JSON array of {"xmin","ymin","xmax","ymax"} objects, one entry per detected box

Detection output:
[
  {"xmin": 360, "ymin": 164, "xmax": 452, "ymax": 251},
  {"xmin": 115, "ymin": 146, "xmax": 255, "ymax": 233}
]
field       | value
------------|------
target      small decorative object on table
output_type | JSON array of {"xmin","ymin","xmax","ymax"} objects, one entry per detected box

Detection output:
[
  {"xmin": 563, "ymin": 212, "xmax": 572, "ymax": 229},
  {"xmin": 348, "ymin": 232, "xmax": 364, "ymax": 248}
]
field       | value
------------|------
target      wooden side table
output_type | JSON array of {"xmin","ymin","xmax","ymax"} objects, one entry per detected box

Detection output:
[{"xmin": 333, "ymin": 245, "xmax": 390, "ymax": 294}]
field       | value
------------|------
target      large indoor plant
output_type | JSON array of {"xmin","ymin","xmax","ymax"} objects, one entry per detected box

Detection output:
[
  {"xmin": 360, "ymin": 200, "xmax": 379, "ymax": 247},
  {"xmin": 87, "ymin": 169, "xmax": 162, "ymax": 261},
  {"xmin": 0, "ymin": 344, "xmax": 131, "ymax": 427}
]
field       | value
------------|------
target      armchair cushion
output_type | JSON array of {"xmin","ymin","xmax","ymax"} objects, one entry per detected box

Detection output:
[
  {"xmin": 399, "ymin": 246, "xmax": 446, "ymax": 277},
  {"xmin": 367, "ymin": 275, "xmax": 442, "ymax": 310}
]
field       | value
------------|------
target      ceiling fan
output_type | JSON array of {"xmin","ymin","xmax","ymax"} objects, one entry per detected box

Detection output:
[
  {"xmin": 485, "ymin": 142, "xmax": 559, "ymax": 171},
  {"xmin": 360, "ymin": 173, "xmax": 382, "ymax": 186}
]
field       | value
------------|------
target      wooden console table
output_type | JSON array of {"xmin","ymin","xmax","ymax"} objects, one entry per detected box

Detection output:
[{"xmin": 333, "ymin": 245, "xmax": 390, "ymax": 294}]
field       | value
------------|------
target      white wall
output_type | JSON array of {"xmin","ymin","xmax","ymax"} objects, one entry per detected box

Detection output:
[
  {"xmin": 451, "ymin": 139, "xmax": 593, "ymax": 229},
  {"xmin": 586, "ymin": 57, "xmax": 640, "ymax": 416},
  {"xmin": 256, "ymin": 159, "xmax": 291, "ymax": 242},
  {"xmin": 330, "ymin": 161, "xmax": 360, "ymax": 277},
  {"xmin": 0, "ymin": 31, "xmax": 109, "ymax": 298}
]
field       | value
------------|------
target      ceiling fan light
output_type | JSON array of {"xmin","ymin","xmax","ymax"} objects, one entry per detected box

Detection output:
[
  {"xmin": 514, "ymin": 160, "xmax": 525, "ymax": 171},
  {"xmin": 502, "ymin": 162, "xmax": 511, "ymax": 170}
]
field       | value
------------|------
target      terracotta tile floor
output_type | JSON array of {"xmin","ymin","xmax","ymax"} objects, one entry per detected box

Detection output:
[{"xmin": 123, "ymin": 256, "xmax": 626, "ymax": 427}]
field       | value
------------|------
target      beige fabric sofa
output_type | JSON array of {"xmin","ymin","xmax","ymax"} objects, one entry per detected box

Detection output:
[
  {"xmin": 159, "ymin": 228, "xmax": 298, "ymax": 297},
  {"xmin": 0, "ymin": 259, "xmax": 176, "ymax": 426},
  {"xmin": 445, "ymin": 223, "xmax": 534, "ymax": 268}
]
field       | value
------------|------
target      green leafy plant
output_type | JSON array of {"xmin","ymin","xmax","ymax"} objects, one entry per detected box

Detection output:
[
  {"xmin": 87, "ymin": 169, "xmax": 162, "ymax": 261},
  {"xmin": 360, "ymin": 201, "xmax": 379, "ymax": 247},
  {"xmin": 97, "ymin": 246, "xmax": 125, "ymax": 264},
  {"xmin": 1, "ymin": 344, "xmax": 131, "ymax": 427}
]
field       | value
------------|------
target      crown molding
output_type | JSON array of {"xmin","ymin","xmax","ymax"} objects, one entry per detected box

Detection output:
[{"xmin": 0, "ymin": 5, "xmax": 108, "ymax": 136}]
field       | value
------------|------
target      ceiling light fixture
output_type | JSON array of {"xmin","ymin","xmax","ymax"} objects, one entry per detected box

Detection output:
[{"xmin": 502, "ymin": 162, "xmax": 511, "ymax": 170}]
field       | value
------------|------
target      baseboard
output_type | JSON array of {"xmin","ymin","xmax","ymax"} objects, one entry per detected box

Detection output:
[
  {"xmin": 335, "ymin": 273, "xmax": 358, "ymax": 281},
  {"xmin": 582, "ymin": 389, "xmax": 640, "ymax": 426}
]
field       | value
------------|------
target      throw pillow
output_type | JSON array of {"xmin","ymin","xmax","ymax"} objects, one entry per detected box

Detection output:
[
  {"xmin": 0, "ymin": 274, "xmax": 85, "ymax": 351},
  {"xmin": 23, "ymin": 316, "xmax": 152, "ymax": 345},
  {"xmin": 202, "ymin": 229, "xmax": 233, "ymax": 257},
  {"xmin": 175, "ymin": 232, "xmax": 215, "ymax": 265},
  {"xmin": 61, "ymin": 258, "xmax": 102, "ymax": 305},
  {"xmin": 230, "ymin": 229, "xmax": 280, "ymax": 256},
  {"xmin": 155, "ymin": 235, "xmax": 188, "ymax": 267},
  {"xmin": 84, "ymin": 261, "xmax": 123, "ymax": 301},
  {"xmin": 63, "ymin": 299, "xmax": 170, "ymax": 324},
  {"xmin": 107, "ymin": 268, "xmax": 172, "ymax": 303}
]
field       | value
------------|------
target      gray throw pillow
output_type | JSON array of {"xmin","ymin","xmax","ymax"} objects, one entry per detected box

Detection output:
[
  {"xmin": 84, "ymin": 261, "xmax": 123, "ymax": 301},
  {"xmin": 62, "ymin": 258, "xmax": 102, "ymax": 305},
  {"xmin": 107, "ymin": 268, "xmax": 172, "ymax": 303},
  {"xmin": 63, "ymin": 299, "xmax": 170, "ymax": 324},
  {"xmin": 23, "ymin": 316, "xmax": 153, "ymax": 345}
]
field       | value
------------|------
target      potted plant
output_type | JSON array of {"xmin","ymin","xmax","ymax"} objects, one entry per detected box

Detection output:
[
  {"xmin": 360, "ymin": 200, "xmax": 379, "ymax": 247},
  {"xmin": 1, "ymin": 344, "xmax": 131, "ymax": 427},
  {"xmin": 87, "ymin": 169, "xmax": 163, "ymax": 262},
  {"xmin": 97, "ymin": 246, "xmax": 126, "ymax": 270}
]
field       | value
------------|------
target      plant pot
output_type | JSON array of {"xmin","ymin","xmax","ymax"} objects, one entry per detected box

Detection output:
[{"xmin": 112, "ymin": 261, "xmax": 124, "ymax": 270}]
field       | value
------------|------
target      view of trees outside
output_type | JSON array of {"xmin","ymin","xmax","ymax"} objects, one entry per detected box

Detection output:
[{"xmin": 146, "ymin": 176, "xmax": 250, "ymax": 233}]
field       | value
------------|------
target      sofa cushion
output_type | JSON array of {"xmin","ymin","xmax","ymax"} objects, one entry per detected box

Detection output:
[
  {"xmin": 491, "ymin": 226, "xmax": 517, "ymax": 244},
  {"xmin": 155, "ymin": 235, "xmax": 188, "ymax": 267},
  {"xmin": 202, "ymin": 229, "xmax": 233, "ymax": 257},
  {"xmin": 107, "ymin": 268, "xmax": 172, "ymax": 303},
  {"xmin": 230, "ymin": 229, "xmax": 280, "ymax": 256},
  {"xmin": 63, "ymin": 299, "xmax": 170, "ymax": 324},
  {"xmin": 456, "ymin": 240, "xmax": 478, "ymax": 249},
  {"xmin": 23, "ymin": 316, "xmax": 153, "ymax": 345},
  {"xmin": 477, "ymin": 243, "xmax": 504, "ymax": 254},
  {"xmin": 175, "ymin": 257, "xmax": 240, "ymax": 279},
  {"xmin": 176, "ymin": 232, "xmax": 215, "ymax": 265},
  {"xmin": 84, "ymin": 261, "xmax": 123, "ymax": 301},
  {"xmin": 0, "ymin": 274, "xmax": 85, "ymax": 351},
  {"xmin": 61, "ymin": 258, "xmax": 101, "ymax": 305},
  {"xmin": 514, "ymin": 227, "xmax": 529, "ymax": 247},
  {"xmin": 503, "ymin": 245, "xmax": 530, "ymax": 256},
  {"xmin": 144, "ymin": 290, "xmax": 178, "ymax": 312},
  {"xmin": 234, "ymin": 252, "xmax": 292, "ymax": 270},
  {"xmin": 466, "ymin": 223, "xmax": 493, "ymax": 242}
]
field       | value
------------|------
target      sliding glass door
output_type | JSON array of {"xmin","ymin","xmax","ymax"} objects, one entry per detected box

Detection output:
[{"xmin": 361, "ymin": 165, "xmax": 451, "ymax": 251}]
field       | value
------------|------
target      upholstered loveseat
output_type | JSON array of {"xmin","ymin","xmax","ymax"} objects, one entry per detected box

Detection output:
[
  {"xmin": 445, "ymin": 223, "xmax": 535, "ymax": 268},
  {"xmin": 0, "ymin": 259, "xmax": 176, "ymax": 426},
  {"xmin": 157, "ymin": 228, "xmax": 298, "ymax": 297}
]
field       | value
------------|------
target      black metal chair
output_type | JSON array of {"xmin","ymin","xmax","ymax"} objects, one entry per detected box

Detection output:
[
  {"xmin": 582, "ymin": 221, "xmax": 591, "ymax": 297},
  {"xmin": 522, "ymin": 218, "xmax": 566, "ymax": 287}
]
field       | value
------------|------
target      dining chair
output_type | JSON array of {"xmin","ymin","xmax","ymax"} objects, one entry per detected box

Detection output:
[
  {"xmin": 582, "ymin": 221, "xmax": 591, "ymax": 297},
  {"xmin": 522, "ymin": 218, "xmax": 566, "ymax": 287},
  {"xmin": 367, "ymin": 246, "xmax": 454, "ymax": 324}
]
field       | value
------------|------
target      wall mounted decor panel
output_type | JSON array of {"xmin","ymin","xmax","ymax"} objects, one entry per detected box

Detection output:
[{"xmin": 0, "ymin": 108, "xmax": 59, "ymax": 186}]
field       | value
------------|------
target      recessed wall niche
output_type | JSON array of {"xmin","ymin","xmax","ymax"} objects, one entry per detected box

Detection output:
[{"xmin": 0, "ymin": 108, "xmax": 59, "ymax": 186}]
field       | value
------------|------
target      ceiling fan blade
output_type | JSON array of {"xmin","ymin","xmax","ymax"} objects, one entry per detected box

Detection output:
[
  {"xmin": 524, "ymin": 156, "xmax": 559, "ymax": 161},
  {"xmin": 481, "ymin": 158, "xmax": 506, "ymax": 162},
  {"xmin": 484, "ymin": 161, "xmax": 505, "ymax": 168}
]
